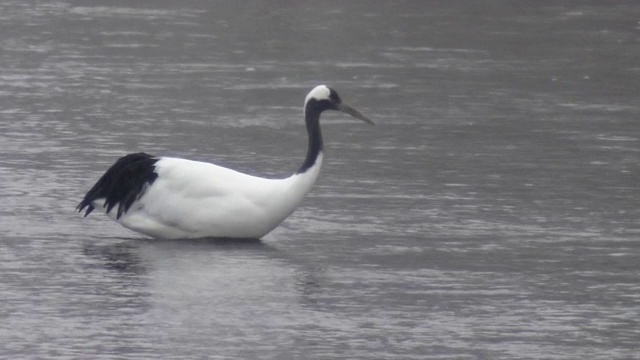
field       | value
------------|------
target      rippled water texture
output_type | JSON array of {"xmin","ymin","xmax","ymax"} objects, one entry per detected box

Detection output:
[{"xmin": 1, "ymin": 1, "xmax": 639, "ymax": 359}]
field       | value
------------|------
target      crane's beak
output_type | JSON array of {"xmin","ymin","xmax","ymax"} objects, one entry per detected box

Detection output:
[{"xmin": 336, "ymin": 102, "xmax": 375, "ymax": 125}]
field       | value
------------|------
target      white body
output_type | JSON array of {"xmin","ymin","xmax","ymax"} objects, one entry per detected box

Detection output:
[{"xmin": 95, "ymin": 154, "xmax": 322, "ymax": 239}]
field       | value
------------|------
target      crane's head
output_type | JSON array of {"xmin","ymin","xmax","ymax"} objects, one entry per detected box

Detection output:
[{"xmin": 304, "ymin": 85, "xmax": 375, "ymax": 125}]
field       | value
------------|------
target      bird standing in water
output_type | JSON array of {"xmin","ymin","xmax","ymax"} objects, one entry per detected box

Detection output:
[{"xmin": 77, "ymin": 85, "xmax": 374, "ymax": 239}]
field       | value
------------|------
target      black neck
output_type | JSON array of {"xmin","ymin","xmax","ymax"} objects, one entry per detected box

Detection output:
[{"xmin": 297, "ymin": 107, "xmax": 323, "ymax": 174}]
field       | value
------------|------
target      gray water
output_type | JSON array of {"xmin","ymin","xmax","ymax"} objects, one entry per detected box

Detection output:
[{"xmin": 1, "ymin": 1, "xmax": 639, "ymax": 359}]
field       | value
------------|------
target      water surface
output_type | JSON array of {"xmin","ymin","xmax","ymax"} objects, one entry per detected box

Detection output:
[{"xmin": 1, "ymin": 1, "xmax": 639, "ymax": 359}]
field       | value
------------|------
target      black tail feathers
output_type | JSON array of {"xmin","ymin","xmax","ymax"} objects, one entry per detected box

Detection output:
[{"xmin": 77, "ymin": 152, "xmax": 159, "ymax": 219}]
